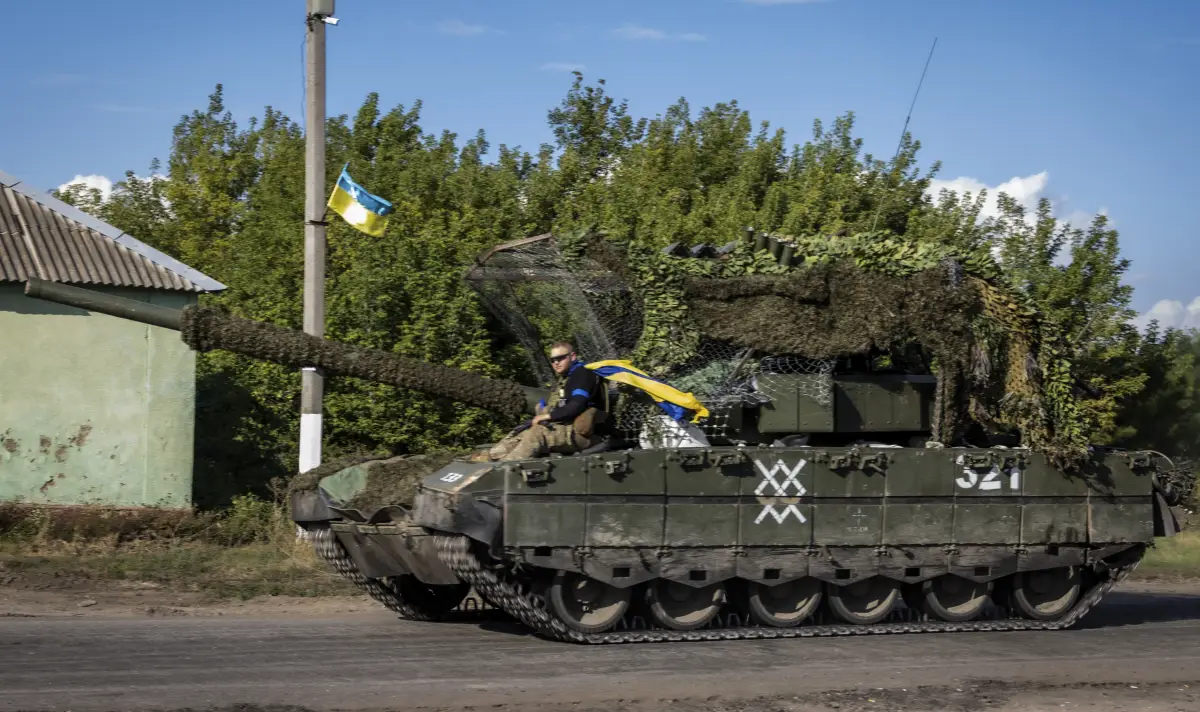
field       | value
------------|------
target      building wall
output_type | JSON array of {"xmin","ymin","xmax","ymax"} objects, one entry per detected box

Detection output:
[{"xmin": 0, "ymin": 284, "xmax": 198, "ymax": 507}]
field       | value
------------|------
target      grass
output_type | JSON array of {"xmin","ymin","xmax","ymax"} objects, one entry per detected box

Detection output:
[
  {"xmin": 1136, "ymin": 528, "xmax": 1200, "ymax": 580},
  {"xmin": 0, "ymin": 542, "xmax": 355, "ymax": 599},
  {"xmin": 0, "ymin": 495, "xmax": 355, "ymax": 600}
]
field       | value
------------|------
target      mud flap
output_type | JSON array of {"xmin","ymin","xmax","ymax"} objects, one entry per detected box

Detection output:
[
  {"xmin": 290, "ymin": 489, "xmax": 338, "ymax": 523},
  {"xmin": 1153, "ymin": 490, "xmax": 1181, "ymax": 537},
  {"xmin": 412, "ymin": 490, "xmax": 504, "ymax": 549},
  {"xmin": 329, "ymin": 521, "xmax": 461, "ymax": 585}
]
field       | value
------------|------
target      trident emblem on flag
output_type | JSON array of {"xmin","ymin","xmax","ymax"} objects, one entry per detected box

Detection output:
[{"xmin": 752, "ymin": 458, "xmax": 808, "ymax": 524}]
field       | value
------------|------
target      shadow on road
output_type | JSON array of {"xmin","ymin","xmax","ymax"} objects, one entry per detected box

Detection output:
[
  {"xmin": 427, "ymin": 589, "xmax": 1200, "ymax": 640},
  {"xmin": 477, "ymin": 618, "xmax": 536, "ymax": 637},
  {"xmin": 1076, "ymin": 591, "xmax": 1200, "ymax": 629},
  {"xmin": 425, "ymin": 606, "xmax": 534, "ymax": 636}
]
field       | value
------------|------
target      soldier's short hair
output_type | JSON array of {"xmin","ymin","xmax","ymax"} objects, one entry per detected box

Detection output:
[{"xmin": 548, "ymin": 340, "xmax": 575, "ymax": 354}]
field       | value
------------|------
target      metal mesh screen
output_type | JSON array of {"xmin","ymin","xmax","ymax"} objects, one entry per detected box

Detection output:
[
  {"xmin": 467, "ymin": 236, "xmax": 643, "ymax": 385},
  {"xmin": 466, "ymin": 236, "xmax": 835, "ymax": 443}
]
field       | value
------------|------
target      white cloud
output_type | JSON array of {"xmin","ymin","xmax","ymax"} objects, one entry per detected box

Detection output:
[
  {"xmin": 57, "ymin": 174, "xmax": 114, "ymax": 202},
  {"xmin": 540, "ymin": 62, "xmax": 586, "ymax": 72},
  {"xmin": 926, "ymin": 171, "xmax": 1050, "ymax": 221},
  {"xmin": 928, "ymin": 172, "xmax": 1190, "ymax": 335},
  {"xmin": 56, "ymin": 173, "xmax": 169, "ymax": 208},
  {"xmin": 1060, "ymin": 209, "xmax": 1094, "ymax": 229},
  {"xmin": 926, "ymin": 171, "xmax": 1114, "ymax": 231},
  {"xmin": 613, "ymin": 24, "xmax": 707, "ymax": 42},
  {"xmin": 1184, "ymin": 297, "xmax": 1200, "ymax": 330},
  {"xmin": 437, "ymin": 19, "xmax": 497, "ymax": 37},
  {"xmin": 614, "ymin": 24, "xmax": 664, "ymax": 40},
  {"xmin": 1132, "ymin": 297, "xmax": 1200, "ymax": 332},
  {"xmin": 925, "ymin": 172, "xmax": 1115, "ymax": 268}
]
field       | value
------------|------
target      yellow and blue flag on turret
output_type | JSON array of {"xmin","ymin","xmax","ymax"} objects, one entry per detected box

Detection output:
[
  {"xmin": 327, "ymin": 165, "xmax": 394, "ymax": 237},
  {"xmin": 585, "ymin": 360, "xmax": 710, "ymax": 423}
]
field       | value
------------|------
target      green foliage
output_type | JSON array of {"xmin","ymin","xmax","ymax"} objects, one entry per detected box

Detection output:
[
  {"xmin": 1116, "ymin": 327, "xmax": 1200, "ymax": 458},
  {"xmin": 216, "ymin": 494, "xmax": 279, "ymax": 546},
  {"xmin": 58, "ymin": 74, "xmax": 1173, "ymax": 499}
]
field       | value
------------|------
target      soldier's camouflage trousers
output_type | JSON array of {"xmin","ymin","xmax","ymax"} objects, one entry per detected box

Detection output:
[{"xmin": 487, "ymin": 422, "xmax": 598, "ymax": 461}]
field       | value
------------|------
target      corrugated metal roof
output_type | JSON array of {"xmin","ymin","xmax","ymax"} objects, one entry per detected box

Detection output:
[{"xmin": 0, "ymin": 168, "xmax": 225, "ymax": 293}]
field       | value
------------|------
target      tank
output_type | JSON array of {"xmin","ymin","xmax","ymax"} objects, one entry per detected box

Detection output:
[{"xmin": 23, "ymin": 227, "xmax": 1195, "ymax": 642}]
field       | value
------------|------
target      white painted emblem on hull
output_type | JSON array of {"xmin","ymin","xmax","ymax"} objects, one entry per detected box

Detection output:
[
  {"xmin": 954, "ymin": 455, "xmax": 1022, "ymax": 491},
  {"xmin": 753, "ymin": 458, "xmax": 808, "ymax": 524}
]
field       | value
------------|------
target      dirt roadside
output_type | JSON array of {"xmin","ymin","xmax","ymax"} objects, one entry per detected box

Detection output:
[
  {"xmin": 3, "ymin": 565, "xmax": 1200, "ymax": 619},
  {"xmin": 0, "ymin": 562, "xmax": 374, "ymax": 618},
  {"xmin": 430, "ymin": 681, "xmax": 1200, "ymax": 712},
  {"xmin": 42, "ymin": 681, "xmax": 1195, "ymax": 712}
]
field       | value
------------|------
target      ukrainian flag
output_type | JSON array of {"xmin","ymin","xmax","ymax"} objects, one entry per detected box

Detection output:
[
  {"xmin": 327, "ymin": 165, "xmax": 394, "ymax": 236},
  {"xmin": 585, "ymin": 360, "xmax": 710, "ymax": 423}
]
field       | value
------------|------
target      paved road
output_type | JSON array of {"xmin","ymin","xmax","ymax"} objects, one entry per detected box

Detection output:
[{"xmin": 2, "ymin": 588, "xmax": 1200, "ymax": 712}]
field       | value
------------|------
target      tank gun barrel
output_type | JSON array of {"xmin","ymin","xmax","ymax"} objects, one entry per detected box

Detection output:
[
  {"xmin": 25, "ymin": 277, "xmax": 183, "ymax": 330},
  {"xmin": 24, "ymin": 278, "xmax": 545, "ymax": 419}
]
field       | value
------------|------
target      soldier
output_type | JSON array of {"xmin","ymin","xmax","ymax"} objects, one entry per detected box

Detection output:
[{"xmin": 487, "ymin": 340, "xmax": 609, "ymax": 461}]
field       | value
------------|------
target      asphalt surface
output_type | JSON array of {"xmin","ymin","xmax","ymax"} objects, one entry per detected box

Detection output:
[{"xmin": 2, "ymin": 588, "xmax": 1200, "ymax": 711}]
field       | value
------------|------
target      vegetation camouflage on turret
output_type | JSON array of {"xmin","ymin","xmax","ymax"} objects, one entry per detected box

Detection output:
[
  {"xmin": 287, "ymin": 450, "xmax": 469, "ymax": 511},
  {"xmin": 343, "ymin": 450, "xmax": 469, "ymax": 511},
  {"xmin": 565, "ymin": 229, "xmax": 1089, "ymax": 465},
  {"xmin": 287, "ymin": 453, "xmax": 380, "ymax": 496}
]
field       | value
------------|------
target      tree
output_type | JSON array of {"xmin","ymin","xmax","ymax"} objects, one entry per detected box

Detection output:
[{"xmin": 1116, "ymin": 326, "xmax": 1200, "ymax": 458}]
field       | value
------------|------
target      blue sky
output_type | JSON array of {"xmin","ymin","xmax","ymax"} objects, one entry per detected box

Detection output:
[{"xmin": 4, "ymin": 0, "xmax": 1198, "ymax": 326}]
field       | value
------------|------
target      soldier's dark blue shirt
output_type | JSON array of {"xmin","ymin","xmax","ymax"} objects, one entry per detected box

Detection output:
[{"xmin": 548, "ymin": 362, "xmax": 606, "ymax": 422}]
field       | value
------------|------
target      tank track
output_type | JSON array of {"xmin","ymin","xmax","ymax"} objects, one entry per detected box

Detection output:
[
  {"xmin": 303, "ymin": 523, "xmax": 439, "ymax": 621},
  {"xmin": 435, "ymin": 534, "xmax": 1143, "ymax": 644}
]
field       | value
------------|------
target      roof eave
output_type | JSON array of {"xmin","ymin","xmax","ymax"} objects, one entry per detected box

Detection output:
[{"xmin": 0, "ymin": 168, "xmax": 227, "ymax": 293}]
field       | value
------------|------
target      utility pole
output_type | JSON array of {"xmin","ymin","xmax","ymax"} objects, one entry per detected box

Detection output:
[{"xmin": 300, "ymin": 0, "xmax": 335, "ymax": 473}]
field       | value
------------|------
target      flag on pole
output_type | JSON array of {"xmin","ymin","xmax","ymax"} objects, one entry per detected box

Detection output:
[{"xmin": 327, "ymin": 164, "xmax": 394, "ymax": 236}]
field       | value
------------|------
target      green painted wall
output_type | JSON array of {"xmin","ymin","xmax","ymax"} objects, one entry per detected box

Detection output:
[{"xmin": 0, "ymin": 284, "xmax": 198, "ymax": 508}]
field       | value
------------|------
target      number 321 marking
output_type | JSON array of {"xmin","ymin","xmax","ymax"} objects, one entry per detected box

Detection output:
[{"xmin": 955, "ymin": 465, "xmax": 1021, "ymax": 491}]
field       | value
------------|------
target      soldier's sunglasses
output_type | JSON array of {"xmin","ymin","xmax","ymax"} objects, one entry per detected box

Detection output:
[{"xmin": 549, "ymin": 354, "xmax": 571, "ymax": 363}]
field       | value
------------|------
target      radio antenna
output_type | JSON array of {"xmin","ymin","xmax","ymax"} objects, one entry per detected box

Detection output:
[{"xmin": 870, "ymin": 37, "xmax": 938, "ymax": 232}]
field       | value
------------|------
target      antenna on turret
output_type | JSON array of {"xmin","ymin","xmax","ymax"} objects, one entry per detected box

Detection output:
[{"xmin": 870, "ymin": 37, "xmax": 938, "ymax": 233}]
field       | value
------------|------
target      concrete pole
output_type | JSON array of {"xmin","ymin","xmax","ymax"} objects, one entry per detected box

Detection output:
[{"xmin": 300, "ymin": 0, "xmax": 328, "ymax": 474}]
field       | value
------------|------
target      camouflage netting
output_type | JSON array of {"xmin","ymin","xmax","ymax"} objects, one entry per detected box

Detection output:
[
  {"xmin": 681, "ymin": 264, "xmax": 978, "ymax": 445},
  {"xmin": 287, "ymin": 450, "xmax": 469, "ymax": 511},
  {"xmin": 343, "ymin": 450, "xmax": 469, "ymax": 512},
  {"xmin": 468, "ymin": 228, "xmax": 1091, "ymax": 465},
  {"xmin": 179, "ymin": 306, "xmax": 529, "ymax": 421},
  {"xmin": 681, "ymin": 265, "xmax": 975, "ymax": 359},
  {"xmin": 288, "ymin": 453, "xmax": 380, "ymax": 495}
]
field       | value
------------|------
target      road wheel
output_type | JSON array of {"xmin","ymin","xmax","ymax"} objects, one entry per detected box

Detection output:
[
  {"xmin": 1011, "ymin": 567, "xmax": 1081, "ymax": 620},
  {"xmin": 919, "ymin": 575, "xmax": 992, "ymax": 622},
  {"xmin": 827, "ymin": 577, "xmax": 900, "ymax": 625},
  {"xmin": 745, "ymin": 578, "xmax": 823, "ymax": 627},
  {"xmin": 547, "ymin": 571, "xmax": 631, "ymax": 633},
  {"xmin": 646, "ymin": 579, "xmax": 725, "ymax": 631}
]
